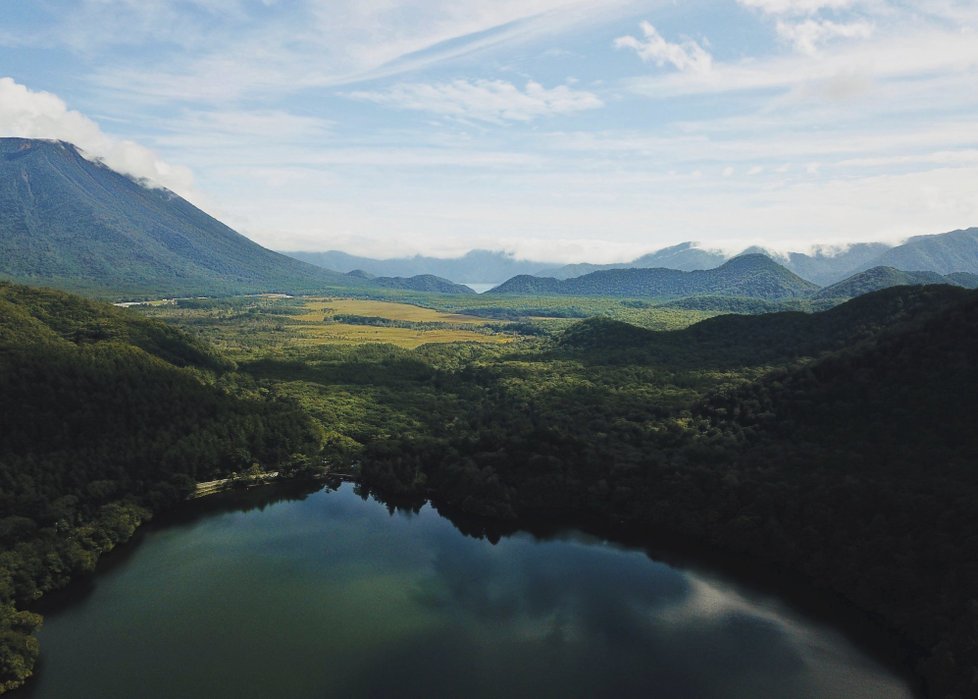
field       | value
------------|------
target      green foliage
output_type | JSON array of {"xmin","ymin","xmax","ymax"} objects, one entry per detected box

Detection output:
[
  {"xmin": 6, "ymin": 280, "xmax": 978, "ymax": 696},
  {"xmin": 815, "ymin": 266, "xmax": 964, "ymax": 301},
  {"xmin": 0, "ymin": 283, "xmax": 322, "ymax": 691},
  {"xmin": 492, "ymin": 255, "xmax": 819, "ymax": 300}
]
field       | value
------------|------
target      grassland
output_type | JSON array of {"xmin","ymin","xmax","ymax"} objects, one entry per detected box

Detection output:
[
  {"xmin": 136, "ymin": 295, "xmax": 518, "ymax": 356},
  {"xmin": 297, "ymin": 298, "xmax": 493, "ymax": 325}
]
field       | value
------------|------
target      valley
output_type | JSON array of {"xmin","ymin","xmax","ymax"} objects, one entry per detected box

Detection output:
[
  {"xmin": 2, "ymin": 141, "xmax": 977, "ymax": 699},
  {"xmin": 4, "ymin": 0, "xmax": 978, "ymax": 695}
]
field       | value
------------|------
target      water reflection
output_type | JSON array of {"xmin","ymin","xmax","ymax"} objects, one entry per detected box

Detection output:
[{"xmin": 15, "ymin": 483, "xmax": 912, "ymax": 699}]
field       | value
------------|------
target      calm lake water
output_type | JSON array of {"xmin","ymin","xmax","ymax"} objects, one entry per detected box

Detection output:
[{"xmin": 15, "ymin": 483, "xmax": 913, "ymax": 699}]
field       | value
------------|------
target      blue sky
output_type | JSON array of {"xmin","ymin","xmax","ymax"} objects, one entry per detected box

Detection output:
[{"xmin": 2, "ymin": 0, "xmax": 977, "ymax": 262}]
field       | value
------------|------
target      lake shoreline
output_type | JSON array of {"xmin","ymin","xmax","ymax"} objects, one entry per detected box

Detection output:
[
  {"xmin": 12, "ymin": 481, "xmax": 916, "ymax": 699},
  {"xmin": 9, "ymin": 472, "xmax": 922, "ymax": 698}
]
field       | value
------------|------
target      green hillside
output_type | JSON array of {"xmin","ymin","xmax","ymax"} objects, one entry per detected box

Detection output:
[
  {"xmin": 0, "ymin": 139, "xmax": 362, "ymax": 298},
  {"xmin": 343, "ymin": 285, "xmax": 978, "ymax": 697},
  {"xmin": 0, "ymin": 282, "xmax": 322, "ymax": 692},
  {"xmin": 556, "ymin": 283, "xmax": 968, "ymax": 366},
  {"xmin": 815, "ymin": 266, "xmax": 962, "ymax": 300},
  {"xmin": 867, "ymin": 227, "xmax": 978, "ymax": 275},
  {"xmin": 348, "ymin": 272, "xmax": 476, "ymax": 294},
  {"xmin": 492, "ymin": 254, "xmax": 818, "ymax": 299}
]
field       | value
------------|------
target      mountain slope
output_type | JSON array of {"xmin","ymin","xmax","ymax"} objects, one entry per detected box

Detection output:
[
  {"xmin": 557, "ymin": 284, "xmax": 970, "ymax": 368},
  {"xmin": 0, "ymin": 138, "xmax": 361, "ymax": 297},
  {"xmin": 784, "ymin": 243, "xmax": 893, "ymax": 284},
  {"xmin": 350, "ymin": 272, "xmax": 476, "ymax": 294},
  {"xmin": 814, "ymin": 266, "xmax": 959, "ymax": 300},
  {"xmin": 548, "ymin": 242, "xmax": 728, "ymax": 279},
  {"xmin": 492, "ymin": 254, "xmax": 818, "ymax": 300},
  {"xmin": 860, "ymin": 227, "xmax": 978, "ymax": 275},
  {"xmin": 699, "ymin": 287, "xmax": 978, "ymax": 698}
]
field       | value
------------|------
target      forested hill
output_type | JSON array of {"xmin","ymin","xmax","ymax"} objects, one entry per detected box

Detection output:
[
  {"xmin": 697, "ymin": 287, "xmax": 978, "ymax": 699},
  {"xmin": 558, "ymin": 284, "xmax": 971, "ymax": 366},
  {"xmin": 0, "ymin": 282, "xmax": 323, "ymax": 692},
  {"xmin": 346, "ymin": 271, "xmax": 475, "ymax": 294},
  {"xmin": 863, "ymin": 227, "xmax": 978, "ymax": 275},
  {"xmin": 490, "ymin": 254, "xmax": 819, "ymax": 299},
  {"xmin": 348, "ymin": 283, "xmax": 978, "ymax": 696},
  {"xmin": 814, "ymin": 266, "xmax": 978, "ymax": 300},
  {"xmin": 0, "ymin": 138, "xmax": 361, "ymax": 298}
]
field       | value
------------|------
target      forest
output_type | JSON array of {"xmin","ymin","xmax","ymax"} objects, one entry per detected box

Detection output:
[
  {"xmin": 0, "ymin": 283, "xmax": 323, "ymax": 692},
  {"xmin": 1, "ymin": 281, "xmax": 977, "ymax": 697}
]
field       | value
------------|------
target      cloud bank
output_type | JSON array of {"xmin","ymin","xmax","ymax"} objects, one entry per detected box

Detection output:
[{"xmin": 0, "ymin": 77, "xmax": 194, "ymax": 196}]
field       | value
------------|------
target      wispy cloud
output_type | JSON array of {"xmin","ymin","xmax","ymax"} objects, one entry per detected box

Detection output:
[
  {"xmin": 56, "ymin": 0, "xmax": 646, "ymax": 104},
  {"xmin": 622, "ymin": 28, "xmax": 978, "ymax": 98},
  {"xmin": 3, "ymin": 1, "xmax": 976, "ymax": 260},
  {"xmin": 614, "ymin": 21, "xmax": 713, "ymax": 73},
  {"xmin": 775, "ymin": 18, "xmax": 873, "ymax": 55},
  {"xmin": 0, "ymin": 77, "xmax": 194, "ymax": 196},
  {"xmin": 738, "ymin": 0, "xmax": 856, "ymax": 14},
  {"xmin": 738, "ymin": 0, "xmax": 874, "ymax": 55},
  {"xmin": 346, "ymin": 80, "xmax": 602, "ymax": 122}
]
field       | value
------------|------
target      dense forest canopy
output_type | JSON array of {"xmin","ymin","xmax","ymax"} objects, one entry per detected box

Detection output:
[
  {"xmin": 0, "ymin": 283, "xmax": 322, "ymax": 692},
  {"xmin": 2, "ymin": 281, "xmax": 977, "ymax": 697}
]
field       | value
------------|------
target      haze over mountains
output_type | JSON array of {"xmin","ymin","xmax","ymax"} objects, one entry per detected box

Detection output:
[
  {"xmin": 285, "ymin": 249, "xmax": 562, "ymax": 285},
  {"xmin": 3, "ymin": 138, "xmax": 978, "ymax": 307},
  {"xmin": 287, "ymin": 229, "xmax": 978, "ymax": 289}
]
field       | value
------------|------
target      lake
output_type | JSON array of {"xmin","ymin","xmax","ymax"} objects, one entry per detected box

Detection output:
[{"xmin": 14, "ymin": 482, "xmax": 913, "ymax": 698}]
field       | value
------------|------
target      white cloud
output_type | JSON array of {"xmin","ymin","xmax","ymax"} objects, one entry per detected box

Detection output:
[
  {"xmin": 614, "ymin": 21, "xmax": 712, "ymax": 73},
  {"xmin": 0, "ymin": 77, "xmax": 194, "ymax": 196},
  {"xmin": 622, "ymin": 29, "xmax": 978, "ymax": 98},
  {"xmin": 776, "ymin": 18, "xmax": 873, "ymax": 54},
  {"xmin": 63, "ymin": 0, "xmax": 646, "ymax": 104},
  {"xmin": 346, "ymin": 79, "xmax": 602, "ymax": 123},
  {"xmin": 738, "ymin": 0, "xmax": 856, "ymax": 15}
]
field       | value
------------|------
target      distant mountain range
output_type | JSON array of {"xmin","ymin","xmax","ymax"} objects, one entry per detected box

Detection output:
[
  {"xmin": 284, "ymin": 249, "xmax": 561, "ymax": 284},
  {"xmin": 545, "ymin": 232, "xmax": 978, "ymax": 286},
  {"xmin": 289, "ymin": 229, "xmax": 978, "ymax": 289},
  {"xmin": 546, "ymin": 242, "xmax": 729, "ymax": 279},
  {"xmin": 4, "ymin": 138, "xmax": 978, "ymax": 305},
  {"xmin": 492, "ymin": 254, "xmax": 819, "ymax": 300}
]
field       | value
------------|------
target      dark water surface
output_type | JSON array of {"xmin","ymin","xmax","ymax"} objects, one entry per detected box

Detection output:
[{"xmin": 15, "ymin": 483, "xmax": 912, "ymax": 698}]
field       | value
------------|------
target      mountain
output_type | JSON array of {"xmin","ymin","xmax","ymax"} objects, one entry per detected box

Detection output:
[
  {"xmin": 772, "ymin": 243, "xmax": 893, "ymax": 285},
  {"xmin": 558, "ymin": 284, "xmax": 970, "ymax": 367},
  {"xmin": 549, "ymin": 231, "xmax": 978, "ymax": 286},
  {"xmin": 858, "ymin": 227, "xmax": 978, "ymax": 275},
  {"xmin": 347, "ymin": 272, "xmax": 475, "ymax": 294},
  {"xmin": 492, "ymin": 254, "xmax": 819, "ymax": 300},
  {"xmin": 285, "ymin": 249, "xmax": 560, "ymax": 284},
  {"xmin": 946, "ymin": 271, "xmax": 978, "ymax": 288},
  {"xmin": 0, "ymin": 138, "xmax": 361, "ymax": 297},
  {"xmin": 814, "ymin": 266, "xmax": 965, "ymax": 300},
  {"xmin": 549, "ymin": 242, "xmax": 728, "ymax": 279}
]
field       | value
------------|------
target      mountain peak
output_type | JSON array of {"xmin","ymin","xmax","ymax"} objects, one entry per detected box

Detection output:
[{"xmin": 0, "ymin": 138, "xmax": 359, "ymax": 297}]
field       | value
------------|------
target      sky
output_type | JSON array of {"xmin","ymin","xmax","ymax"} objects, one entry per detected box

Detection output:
[{"xmin": 1, "ymin": 0, "xmax": 977, "ymax": 263}]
